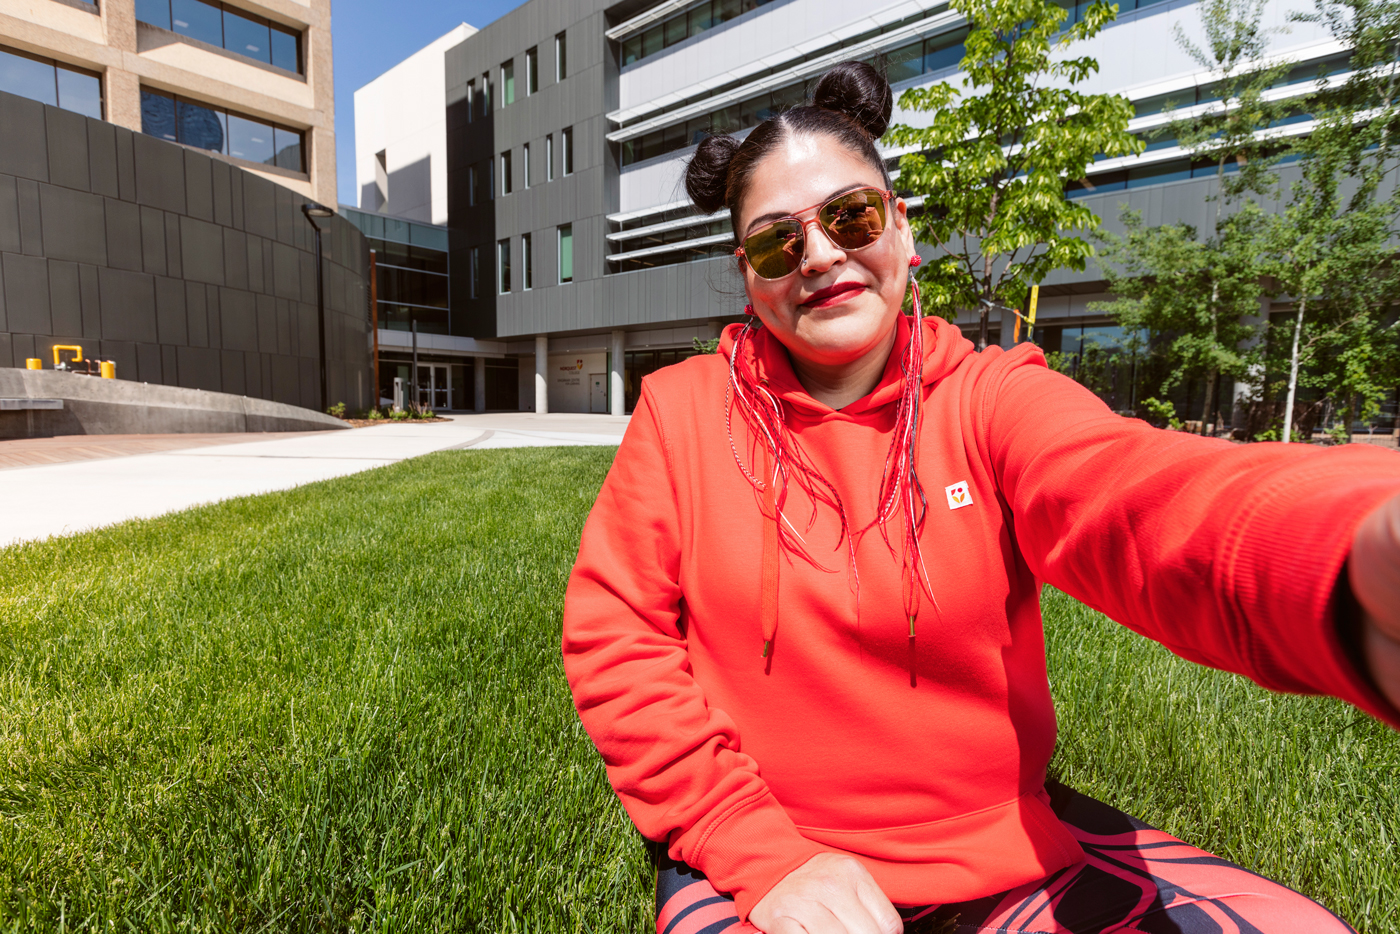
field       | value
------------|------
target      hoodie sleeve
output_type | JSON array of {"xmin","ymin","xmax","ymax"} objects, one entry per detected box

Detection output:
[
  {"xmin": 562, "ymin": 382, "xmax": 825, "ymax": 920},
  {"xmin": 978, "ymin": 345, "xmax": 1400, "ymax": 728}
]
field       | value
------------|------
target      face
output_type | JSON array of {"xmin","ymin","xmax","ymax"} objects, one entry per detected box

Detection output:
[{"xmin": 735, "ymin": 133, "xmax": 915, "ymax": 372}]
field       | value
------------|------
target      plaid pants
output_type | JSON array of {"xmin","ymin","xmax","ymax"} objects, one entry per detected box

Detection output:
[{"xmin": 654, "ymin": 783, "xmax": 1356, "ymax": 934}]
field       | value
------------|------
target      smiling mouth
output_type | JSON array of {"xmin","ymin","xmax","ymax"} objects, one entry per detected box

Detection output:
[{"xmin": 802, "ymin": 281, "xmax": 866, "ymax": 308}]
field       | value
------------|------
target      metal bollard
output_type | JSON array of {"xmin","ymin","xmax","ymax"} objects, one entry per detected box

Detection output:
[
  {"xmin": 392, "ymin": 377, "xmax": 405, "ymax": 412},
  {"xmin": 100, "ymin": 360, "xmax": 116, "ymax": 379},
  {"xmin": 25, "ymin": 358, "xmax": 42, "ymax": 370}
]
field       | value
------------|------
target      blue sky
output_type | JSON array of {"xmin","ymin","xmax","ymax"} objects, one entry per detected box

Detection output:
[{"xmin": 330, "ymin": 0, "xmax": 526, "ymax": 207}]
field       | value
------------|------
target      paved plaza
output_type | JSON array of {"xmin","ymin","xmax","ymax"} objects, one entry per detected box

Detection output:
[{"xmin": 0, "ymin": 413, "xmax": 629, "ymax": 546}]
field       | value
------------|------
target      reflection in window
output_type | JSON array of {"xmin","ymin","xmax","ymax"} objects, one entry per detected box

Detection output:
[
  {"xmin": 502, "ymin": 60, "xmax": 515, "ymax": 106},
  {"xmin": 620, "ymin": 0, "xmax": 777, "ymax": 67},
  {"xmin": 140, "ymin": 88, "xmax": 305, "ymax": 172},
  {"xmin": 498, "ymin": 239, "xmax": 511, "ymax": 294},
  {"xmin": 0, "ymin": 45, "xmax": 103, "ymax": 118},
  {"xmin": 137, "ymin": 0, "xmax": 302, "ymax": 73},
  {"xmin": 526, "ymin": 47, "xmax": 538, "ymax": 95}
]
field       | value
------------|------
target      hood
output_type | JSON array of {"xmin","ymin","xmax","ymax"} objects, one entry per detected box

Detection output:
[{"xmin": 717, "ymin": 314, "xmax": 977, "ymax": 419}]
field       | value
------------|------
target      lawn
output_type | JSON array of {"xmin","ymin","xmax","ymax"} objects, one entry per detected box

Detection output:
[{"xmin": 0, "ymin": 447, "xmax": 1394, "ymax": 932}]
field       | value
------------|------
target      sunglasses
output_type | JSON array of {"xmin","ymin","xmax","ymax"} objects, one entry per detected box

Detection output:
[{"xmin": 734, "ymin": 187, "xmax": 894, "ymax": 280}]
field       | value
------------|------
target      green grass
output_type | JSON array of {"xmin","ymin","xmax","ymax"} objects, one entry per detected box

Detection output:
[{"xmin": 0, "ymin": 447, "xmax": 1394, "ymax": 932}]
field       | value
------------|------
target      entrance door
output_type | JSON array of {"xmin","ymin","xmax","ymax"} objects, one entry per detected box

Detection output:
[
  {"xmin": 432, "ymin": 365, "xmax": 449, "ymax": 410},
  {"xmin": 415, "ymin": 365, "xmax": 452, "ymax": 410},
  {"xmin": 590, "ymin": 374, "xmax": 607, "ymax": 413}
]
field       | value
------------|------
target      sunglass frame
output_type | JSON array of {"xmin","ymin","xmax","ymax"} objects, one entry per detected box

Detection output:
[{"xmin": 733, "ymin": 187, "xmax": 896, "ymax": 281}]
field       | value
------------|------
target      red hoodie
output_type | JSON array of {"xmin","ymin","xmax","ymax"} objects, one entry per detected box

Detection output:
[{"xmin": 562, "ymin": 315, "xmax": 1400, "ymax": 920}]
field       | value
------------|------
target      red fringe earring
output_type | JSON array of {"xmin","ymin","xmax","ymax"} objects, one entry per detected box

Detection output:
[
  {"xmin": 744, "ymin": 304, "xmax": 755, "ymax": 315},
  {"xmin": 909, "ymin": 255, "xmax": 922, "ymax": 268}
]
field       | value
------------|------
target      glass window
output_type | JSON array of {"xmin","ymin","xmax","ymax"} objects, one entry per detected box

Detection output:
[
  {"xmin": 887, "ymin": 40, "xmax": 923, "ymax": 84},
  {"xmin": 562, "ymin": 126, "xmax": 573, "ymax": 176},
  {"xmin": 690, "ymin": 2, "xmax": 716, "ymax": 36},
  {"xmin": 522, "ymin": 142, "xmax": 531, "ymax": 188},
  {"xmin": 1126, "ymin": 160, "xmax": 1190, "ymax": 188},
  {"xmin": 526, "ymin": 47, "xmax": 538, "ymax": 95},
  {"xmin": 500, "ymin": 150, "xmax": 511, "ymax": 195},
  {"xmin": 546, "ymin": 134, "xmax": 554, "ymax": 181},
  {"xmin": 178, "ymin": 97, "xmax": 226, "ymax": 153},
  {"xmin": 555, "ymin": 31, "xmax": 566, "ymax": 81},
  {"xmin": 502, "ymin": 60, "xmax": 514, "ymax": 106},
  {"xmin": 481, "ymin": 72, "xmax": 490, "ymax": 114},
  {"xmin": 141, "ymin": 89, "xmax": 177, "ymax": 141},
  {"xmin": 135, "ymin": 0, "xmax": 172, "ymax": 30},
  {"xmin": 924, "ymin": 30, "xmax": 967, "ymax": 73},
  {"xmin": 558, "ymin": 224, "xmax": 573, "ymax": 283},
  {"xmin": 228, "ymin": 112, "xmax": 275, "ymax": 164},
  {"xmin": 270, "ymin": 25, "xmax": 299, "ymax": 73},
  {"xmin": 223, "ymin": 8, "xmax": 270, "ymax": 64},
  {"xmin": 273, "ymin": 125, "xmax": 301, "ymax": 171},
  {"xmin": 664, "ymin": 15, "xmax": 687, "ymax": 47},
  {"xmin": 466, "ymin": 79, "xmax": 475, "ymax": 122},
  {"xmin": 468, "ymin": 165, "xmax": 477, "ymax": 206},
  {"xmin": 622, "ymin": 36, "xmax": 641, "ymax": 67},
  {"xmin": 0, "ymin": 47, "xmax": 57, "ymax": 106},
  {"xmin": 642, "ymin": 25, "xmax": 663, "ymax": 57},
  {"xmin": 716, "ymin": 0, "xmax": 744, "ymax": 22},
  {"xmin": 522, "ymin": 233, "xmax": 532, "ymax": 290},
  {"xmin": 470, "ymin": 246, "xmax": 480, "ymax": 299},
  {"xmin": 56, "ymin": 67, "xmax": 102, "ymax": 119},
  {"xmin": 498, "ymin": 239, "xmax": 511, "ymax": 293},
  {"xmin": 171, "ymin": 0, "xmax": 223, "ymax": 48}
]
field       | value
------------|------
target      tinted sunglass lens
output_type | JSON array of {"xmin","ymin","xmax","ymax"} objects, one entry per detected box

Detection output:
[
  {"xmin": 821, "ymin": 190, "xmax": 886, "ymax": 250},
  {"xmin": 744, "ymin": 221, "xmax": 804, "ymax": 279}
]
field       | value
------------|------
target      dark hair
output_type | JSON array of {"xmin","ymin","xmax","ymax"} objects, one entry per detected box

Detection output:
[{"xmin": 684, "ymin": 61, "xmax": 893, "ymax": 237}]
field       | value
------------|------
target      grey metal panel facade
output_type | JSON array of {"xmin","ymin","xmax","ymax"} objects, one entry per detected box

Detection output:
[{"xmin": 0, "ymin": 89, "xmax": 373, "ymax": 413}]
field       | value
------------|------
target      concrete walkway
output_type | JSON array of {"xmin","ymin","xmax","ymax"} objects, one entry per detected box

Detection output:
[{"xmin": 0, "ymin": 413, "xmax": 629, "ymax": 547}]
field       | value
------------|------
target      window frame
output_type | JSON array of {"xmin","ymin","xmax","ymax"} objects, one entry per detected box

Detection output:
[
  {"xmin": 522, "ymin": 232, "xmax": 533, "ymax": 290},
  {"xmin": 501, "ymin": 59, "xmax": 515, "ymax": 106},
  {"xmin": 555, "ymin": 31, "xmax": 567, "ymax": 82},
  {"xmin": 561, "ymin": 126, "xmax": 573, "ymax": 176},
  {"xmin": 0, "ymin": 43, "xmax": 104, "ymax": 119},
  {"xmin": 498, "ymin": 238, "xmax": 511, "ymax": 294},
  {"xmin": 469, "ymin": 246, "xmax": 480, "ymax": 299},
  {"xmin": 522, "ymin": 142, "xmax": 531, "ymax": 189},
  {"xmin": 558, "ymin": 223, "xmax": 573, "ymax": 284},
  {"xmin": 525, "ymin": 46, "xmax": 538, "ymax": 95},
  {"xmin": 500, "ymin": 150, "xmax": 512, "ymax": 196},
  {"xmin": 545, "ymin": 134, "xmax": 554, "ymax": 182},
  {"xmin": 139, "ymin": 85, "xmax": 305, "ymax": 172},
  {"xmin": 135, "ymin": 0, "xmax": 303, "ymax": 74}
]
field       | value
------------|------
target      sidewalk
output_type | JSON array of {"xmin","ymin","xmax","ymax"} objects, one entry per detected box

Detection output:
[{"xmin": 0, "ymin": 413, "xmax": 629, "ymax": 547}]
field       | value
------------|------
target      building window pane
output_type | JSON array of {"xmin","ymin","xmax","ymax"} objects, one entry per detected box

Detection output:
[
  {"xmin": 526, "ymin": 47, "xmax": 538, "ymax": 95},
  {"xmin": 466, "ymin": 79, "xmax": 475, "ymax": 123},
  {"xmin": 545, "ymin": 134, "xmax": 554, "ymax": 181},
  {"xmin": 273, "ymin": 125, "xmax": 302, "ymax": 171},
  {"xmin": 498, "ymin": 239, "xmax": 511, "ymax": 293},
  {"xmin": 223, "ymin": 8, "xmax": 271, "ymax": 64},
  {"xmin": 470, "ymin": 246, "xmax": 480, "ymax": 299},
  {"xmin": 562, "ymin": 126, "xmax": 573, "ymax": 176},
  {"xmin": 558, "ymin": 224, "xmax": 573, "ymax": 283},
  {"xmin": 468, "ymin": 165, "xmax": 477, "ymax": 206},
  {"xmin": 270, "ymin": 26, "xmax": 300, "ymax": 72},
  {"xmin": 170, "ymin": 0, "xmax": 224, "ymax": 48},
  {"xmin": 522, "ymin": 142, "xmax": 531, "ymax": 188},
  {"xmin": 141, "ymin": 88, "xmax": 178, "ymax": 141},
  {"xmin": 664, "ymin": 15, "xmax": 687, "ymax": 47},
  {"xmin": 0, "ymin": 47, "xmax": 57, "ymax": 106},
  {"xmin": 642, "ymin": 25, "xmax": 663, "ymax": 57},
  {"xmin": 228, "ymin": 112, "xmax": 275, "ymax": 163},
  {"xmin": 522, "ymin": 233, "xmax": 532, "ymax": 290},
  {"xmin": 481, "ymin": 72, "xmax": 490, "ymax": 113},
  {"xmin": 56, "ymin": 67, "xmax": 103, "ymax": 119},
  {"xmin": 556, "ymin": 31, "xmax": 567, "ymax": 81},
  {"xmin": 500, "ymin": 151, "xmax": 511, "ymax": 195},
  {"xmin": 178, "ymin": 98, "xmax": 226, "ymax": 153},
  {"xmin": 502, "ymin": 61, "xmax": 514, "ymax": 106},
  {"xmin": 135, "ymin": 0, "xmax": 172, "ymax": 30},
  {"xmin": 622, "ymin": 36, "xmax": 641, "ymax": 67}
]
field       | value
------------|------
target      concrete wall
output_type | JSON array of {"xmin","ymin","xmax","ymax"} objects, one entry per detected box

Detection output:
[
  {"xmin": 0, "ymin": 367, "xmax": 346, "ymax": 438},
  {"xmin": 0, "ymin": 88, "xmax": 373, "ymax": 413}
]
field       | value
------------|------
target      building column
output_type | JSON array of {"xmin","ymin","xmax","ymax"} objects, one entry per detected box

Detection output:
[
  {"xmin": 474, "ymin": 355, "xmax": 486, "ymax": 412},
  {"xmin": 610, "ymin": 329, "xmax": 625, "ymax": 416},
  {"xmin": 535, "ymin": 334, "xmax": 549, "ymax": 414}
]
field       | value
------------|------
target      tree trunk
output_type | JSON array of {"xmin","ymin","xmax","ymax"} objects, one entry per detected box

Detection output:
[
  {"xmin": 1282, "ymin": 297, "xmax": 1306, "ymax": 444},
  {"xmin": 1201, "ymin": 369, "xmax": 1218, "ymax": 431}
]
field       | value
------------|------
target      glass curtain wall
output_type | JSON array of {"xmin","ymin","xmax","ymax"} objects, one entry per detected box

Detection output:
[{"xmin": 342, "ymin": 207, "xmax": 451, "ymax": 335}]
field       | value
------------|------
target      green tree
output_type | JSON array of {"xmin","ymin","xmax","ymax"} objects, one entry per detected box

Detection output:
[
  {"xmin": 886, "ymin": 0, "xmax": 1143, "ymax": 350},
  {"xmin": 1092, "ymin": 0, "xmax": 1293, "ymax": 429},
  {"xmin": 1268, "ymin": 0, "xmax": 1400, "ymax": 443}
]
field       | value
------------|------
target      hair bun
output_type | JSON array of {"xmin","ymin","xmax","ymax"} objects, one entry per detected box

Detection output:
[
  {"xmin": 812, "ymin": 61, "xmax": 892, "ymax": 140},
  {"xmin": 685, "ymin": 134, "xmax": 742, "ymax": 214}
]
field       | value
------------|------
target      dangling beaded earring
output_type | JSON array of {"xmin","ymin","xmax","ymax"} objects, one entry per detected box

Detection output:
[
  {"xmin": 744, "ymin": 304, "xmax": 755, "ymax": 315},
  {"xmin": 909, "ymin": 255, "xmax": 922, "ymax": 268}
]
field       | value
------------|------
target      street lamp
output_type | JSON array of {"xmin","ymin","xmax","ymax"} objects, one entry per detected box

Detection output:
[{"xmin": 301, "ymin": 201, "xmax": 335, "ymax": 412}]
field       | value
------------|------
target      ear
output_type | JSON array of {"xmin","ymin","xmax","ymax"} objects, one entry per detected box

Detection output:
[{"xmin": 893, "ymin": 198, "xmax": 916, "ymax": 256}]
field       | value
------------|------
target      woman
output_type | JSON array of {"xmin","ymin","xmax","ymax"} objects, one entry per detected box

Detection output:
[{"xmin": 562, "ymin": 62, "xmax": 1400, "ymax": 934}]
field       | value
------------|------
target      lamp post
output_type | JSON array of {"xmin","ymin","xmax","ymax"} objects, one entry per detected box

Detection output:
[{"xmin": 301, "ymin": 201, "xmax": 335, "ymax": 412}]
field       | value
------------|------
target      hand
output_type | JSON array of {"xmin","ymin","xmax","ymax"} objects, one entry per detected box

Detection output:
[
  {"xmin": 1350, "ymin": 491, "xmax": 1400, "ymax": 714},
  {"xmin": 749, "ymin": 853, "xmax": 903, "ymax": 934}
]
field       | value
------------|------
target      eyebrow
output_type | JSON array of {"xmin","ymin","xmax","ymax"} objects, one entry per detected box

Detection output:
[{"xmin": 743, "ymin": 183, "xmax": 870, "ymax": 236}]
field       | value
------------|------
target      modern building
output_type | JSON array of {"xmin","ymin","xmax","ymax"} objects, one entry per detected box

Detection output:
[
  {"xmin": 353, "ymin": 23, "xmax": 474, "ymax": 226},
  {"xmin": 436, "ymin": 0, "xmax": 1343, "ymax": 417},
  {"xmin": 0, "ymin": 0, "xmax": 370, "ymax": 413},
  {"xmin": 0, "ymin": 0, "xmax": 337, "ymax": 205}
]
